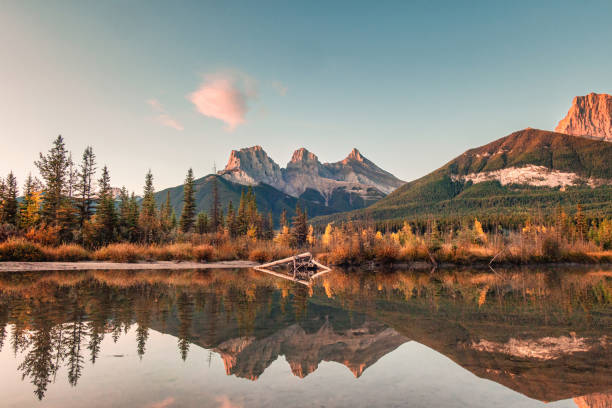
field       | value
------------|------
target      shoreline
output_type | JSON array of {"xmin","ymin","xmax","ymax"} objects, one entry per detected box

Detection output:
[
  {"xmin": 0, "ymin": 260, "xmax": 610, "ymax": 273},
  {"xmin": 0, "ymin": 260, "xmax": 259, "ymax": 272}
]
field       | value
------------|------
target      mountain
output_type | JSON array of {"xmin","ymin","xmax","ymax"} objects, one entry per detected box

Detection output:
[
  {"xmin": 154, "ymin": 146, "xmax": 404, "ymax": 223},
  {"xmin": 556, "ymin": 93, "xmax": 612, "ymax": 142},
  {"xmin": 312, "ymin": 128, "xmax": 612, "ymax": 226},
  {"xmin": 154, "ymin": 174, "xmax": 336, "ymax": 226},
  {"xmin": 219, "ymin": 146, "xmax": 405, "ymax": 212}
]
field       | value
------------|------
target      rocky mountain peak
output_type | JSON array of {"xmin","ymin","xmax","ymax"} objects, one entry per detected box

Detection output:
[
  {"xmin": 220, "ymin": 145, "xmax": 285, "ymax": 188},
  {"xmin": 555, "ymin": 92, "xmax": 612, "ymax": 142},
  {"xmin": 289, "ymin": 148, "xmax": 319, "ymax": 164},
  {"xmin": 343, "ymin": 148, "xmax": 365, "ymax": 163}
]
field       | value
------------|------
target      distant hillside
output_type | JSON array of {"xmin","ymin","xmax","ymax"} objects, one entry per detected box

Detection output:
[
  {"xmin": 312, "ymin": 129, "xmax": 612, "ymax": 227},
  {"xmin": 154, "ymin": 174, "xmax": 336, "ymax": 226}
]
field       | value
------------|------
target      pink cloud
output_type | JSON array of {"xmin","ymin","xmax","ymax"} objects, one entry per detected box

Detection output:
[
  {"xmin": 147, "ymin": 397, "xmax": 175, "ymax": 408},
  {"xmin": 147, "ymin": 99, "xmax": 184, "ymax": 131},
  {"xmin": 188, "ymin": 72, "xmax": 257, "ymax": 131}
]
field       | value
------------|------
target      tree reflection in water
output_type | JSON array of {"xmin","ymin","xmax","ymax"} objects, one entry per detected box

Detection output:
[{"xmin": 0, "ymin": 267, "xmax": 610, "ymax": 402}]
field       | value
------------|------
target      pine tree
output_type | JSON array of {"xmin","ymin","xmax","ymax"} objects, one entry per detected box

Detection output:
[
  {"xmin": 291, "ymin": 203, "xmax": 308, "ymax": 247},
  {"xmin": 94, "ymin": 165, "xmax": 116, "ymax": 244},
  {"xmin": 19, "ymin": 174, "xmax": 42, "ymax": 230},
  {"xmin": 75, "ymin": 146, "xmax": 96, "ymax": 229},
  {"xmin": 117, "ymin": 187, "xmax": 131, "ymax": 240},
  {"xmin": 179, "ymin": 168, "xmax": 196, "ymax": 233},
  {"xmin": 35, "ymin": 135, "xmax": 72, "ymax": 224},
  {"xmin": 1, "ymin": 172, "xmax": 18, "ymax": 226},
  {"xmin": 195, "ymin": 211, "xmax": 208, "ymax": 234},
  {"xmin": 139, "ymin": 170, "xmax": 159, "ymax": 243},
  {"xmin": 127, "ymin": 193, "xmax": 140, "ymax": 242},
  {"xmin": 160, "ymin": 191, "xmax": 173, "ymax": 234},
  {"xmin": 226, "ymin": 201, "xmax": 237, "ymax": 237}
]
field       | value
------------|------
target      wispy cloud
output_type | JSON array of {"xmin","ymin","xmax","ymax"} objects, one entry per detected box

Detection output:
[
  {"xmin": 188, "ymin": 71, "xmax": 257, "ymax": 131},
  {"xmin": 147, "ymin": 99, "xmax": 184, "ymax": 131},
  {"xmin": 271, "ymin": 80, "xmax": 288, "ymax": 96},
  {"xmin": 147, "ymin": 397, "xmax": 175, "ymax": 408}
]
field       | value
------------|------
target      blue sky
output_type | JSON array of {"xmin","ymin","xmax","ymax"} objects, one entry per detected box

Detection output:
[{"xmin": 1, "ymin": 0, "xmax": 611, "ymax": 192}]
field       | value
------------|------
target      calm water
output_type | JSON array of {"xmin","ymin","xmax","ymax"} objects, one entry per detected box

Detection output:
[{"xmin": 0, "ymin": 267, "xmax": 610, "ymax": 408}]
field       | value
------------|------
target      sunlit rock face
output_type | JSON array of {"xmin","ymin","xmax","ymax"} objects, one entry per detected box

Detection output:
[
  {"xmin": 212, "ymin": 320, "xmax": 408, "ymax": 381},
  {"xmin": 556, "ymin": 93, "xmax": 612, "ymax": 142},
  {"xmin": 218, "ymin": 146, "xmax": 405, "ymax": 208}
]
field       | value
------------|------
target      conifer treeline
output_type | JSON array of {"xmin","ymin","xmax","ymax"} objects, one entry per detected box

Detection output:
[{"xmin": 0, "ymin": 135, "xmax": 310, "ymax": 247}]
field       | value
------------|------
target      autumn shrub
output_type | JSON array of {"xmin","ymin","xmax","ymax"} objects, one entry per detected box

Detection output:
[
  {"xmin": 248, "ymin": 247, "xmax": 273, "ymax": 263},
  {"xmin": 93, "ymin": 243, "xmax": 146, "ymax": 262},
  {"xmin": 44, "ymin": 244, "xmax": 91, "ymax": 261},
  {"xmin": 541, "ymin": 236, "xmax": 562, "ymax": 261},
  {"xmin": 374, "ymin": 240, "xmax": 400, "ymax": 263},
  {"xmin": 165, "ymin": 243, "xmax": 195, "ymax": 261},
  {"xmin": 193, "ymin": 244, "xmax": 215, "ymax": 261},
  {"xmin": 25, "ymin": 224, "xmax": 62, "ymax": 246},
  {"xmin": 0, "ymin": 223, "xmax": 18, "ymax": 243},
  {"xmin": 0, "ymin": 238, "xmax": 46, "ymax": 261}
]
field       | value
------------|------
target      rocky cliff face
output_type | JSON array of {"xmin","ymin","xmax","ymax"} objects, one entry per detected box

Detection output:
[
  {"xmin": 212, "ymin": 320, "xmax": 408, "ymax": 380},
  {"xmin": 218, "ymin": 146, "xmax": 405, "ymax": 209},
  {"xmin": 555, "ymin": 93, "xmax": 612, "ymax": 142}
]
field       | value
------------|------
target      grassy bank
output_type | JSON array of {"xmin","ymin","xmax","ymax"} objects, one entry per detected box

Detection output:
[{"xmin": 1, "ymin": 227, "xmax": 611, "ymax": 266}]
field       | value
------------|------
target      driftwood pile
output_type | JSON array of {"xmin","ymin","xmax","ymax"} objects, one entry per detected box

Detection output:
[{"xmin": 253, "ymin": 252, "xmax": 331, "ymax": 285}]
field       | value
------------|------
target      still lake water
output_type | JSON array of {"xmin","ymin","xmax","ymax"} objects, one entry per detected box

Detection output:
[{"xmin": 0, "ymin": 267, "xmax": 610, "ymax": 408}]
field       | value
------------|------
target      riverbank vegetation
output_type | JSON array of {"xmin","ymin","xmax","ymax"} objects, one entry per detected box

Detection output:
[{"xmin": 0, "ymin": 135, "xmax": 611, "ymax": 266}]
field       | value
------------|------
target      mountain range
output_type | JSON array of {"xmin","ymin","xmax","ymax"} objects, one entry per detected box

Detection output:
[
  {"xmin": 155, "ymin": 146, "xmax": 404, "ymax": 223},
  {"xmin": 157, "ymin": 92, "xmax": 612, "ymax": 226}
]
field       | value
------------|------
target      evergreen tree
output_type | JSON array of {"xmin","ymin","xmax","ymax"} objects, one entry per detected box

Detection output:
[
  {"xmin": 35, "ymin": 135, "xmax": 72, "ymax": 224},
  {"xmin": 179, "ymin": 168, "xmax": 196, "ymax": 233},
  {"xmin": 139, "ymin": 170, "xmax": 159, "ymax": 243},
  {"xmin": 117, "ymin": 187, "xmax": 131, "ymax": 240},
  {"xmin": 280, "ymin": 209, "xmax": 288, "ymax": 230},
  {"xmin": 195, "ymin": 211, "xmax": 208, "ymax": 234},
  {"xmin": 160, "ymin": 191, "xmax": 173, "ymax": 234},
  {"xmin": 291, "ymin": 203, "xmax": 308, "ymax": 246},
  {"xmin": 575, "ymin": 204, "xmax": 586, "ymax": 240},
  {"xmin": 127, "ymin": 193, "xmax": 141, "ymax": 242},
  {"xmin": 1, "ymin": 172, "xmax": 18, "ymax": 226},
  {"xmin": 75, "ymin": 146, "xmax": 96, "ymax": 229},
  {"xmin": 19, "ymin": 174, "xmax": 41, "ymax": 230},
  {"xmin": 94, "ymin": 166, "xmax": 116, "ymax": 244},
  {"xmin": 237, "ymin": 189, "xmax": 248, "ymax": 235},
  {"xmin": 226, "ymin": 200, "xmax": 238, "ymax": 237}
]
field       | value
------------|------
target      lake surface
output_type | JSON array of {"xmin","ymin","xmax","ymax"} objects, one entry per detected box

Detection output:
[{"xmin": 0, "ymin": 267, "xmax": 610, "ymax": 407}]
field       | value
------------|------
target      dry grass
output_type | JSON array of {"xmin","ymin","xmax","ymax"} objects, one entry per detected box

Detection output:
[
  {"xmin": 44, "ymin": 244, "xmax": 91, "ymax": 261},
  {"xmin": 0, "ymin": 238, "xmax": 46, "ymax": 261},
  {"xmin": 93, "ymin": 243, "xmax": 147, "ymax": 263}
]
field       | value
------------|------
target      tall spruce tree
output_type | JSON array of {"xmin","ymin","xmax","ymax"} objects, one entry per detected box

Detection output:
[
  {"xmin": 179, "ymin": 168, "xmax": 196, "ymax": 233},
  {"xmin": 19, "ymin": 174, "xmax": 41, "ymax": 230},
  {"xmin": 95, "ymin": 166, "xmax": 116, "ymax": 244},
  {"xmin": 195, "ymin": 211, "xmax": 208, "ymax": 234},
  {"xmin": 291, "ymin": 203, "xmax": 308, "ymax": 247},
  {"xmin": 0, "ymin": 172, "xmax": 18, "ymax": 226},
  {"xmin": 226, "ymin": 201, "xmax": 237, "ymax": 237},
  {"xmin": 160, "ymin": 191, "xmax": 173, "ymax": 235},
  {"xmin": 139, "ymin": 170, "xmax": 159, "ymax": 243},
  {"xmin": 75, "ymin": 146, "xmax": 96, "ymax": 229},
  {"xmin": 35, "ymin": 135, "xmax": 72, "ymax": 224}
]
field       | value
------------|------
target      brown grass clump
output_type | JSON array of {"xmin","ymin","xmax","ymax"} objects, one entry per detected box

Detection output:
[
  {"xmin": 44, "ymin": 244, "xmax": 91, "ymax": 261},
  {"xmin": 0, "ymin": 238, "xmax": 46, "ymax": 261},
  {"xmin": 93, "ymin": 243, "xmax": 147, "ymax": 262},
  {"xmin": 193, "ymin": 244, "xmax": 215, "ymax": 262}
]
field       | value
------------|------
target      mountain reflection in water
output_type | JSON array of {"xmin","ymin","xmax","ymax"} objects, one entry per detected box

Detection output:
[{"xmin": 0, "ymin": 267, "xmax": 610, "ymax": 407}]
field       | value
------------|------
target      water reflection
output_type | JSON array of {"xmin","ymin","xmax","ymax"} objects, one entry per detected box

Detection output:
[{"xmin": 0, "ymin": 267, "xmax": 610, "ymax": 405}]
